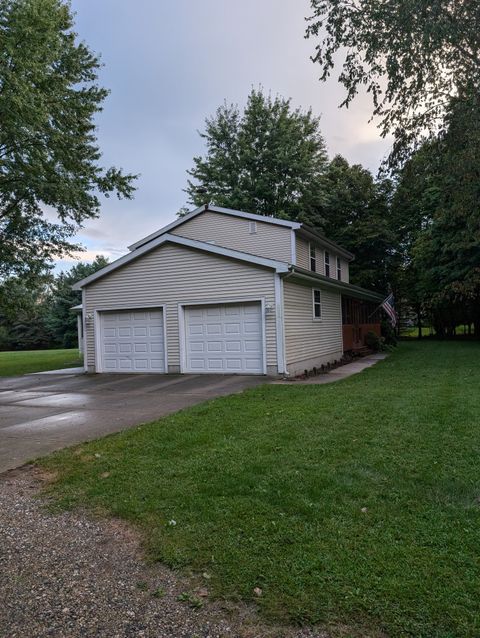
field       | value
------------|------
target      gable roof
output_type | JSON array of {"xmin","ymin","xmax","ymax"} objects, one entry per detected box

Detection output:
[
  {"xmin": 72, "ymin": 233, "xmax": 289, "ymax": 290},
  {"xmin": 127, "ymin": 204, "xmax": 301, "ymax": 251},
  {"xmin": 127, "ymin": 204, "xmax": 354, "ymax": 261}
]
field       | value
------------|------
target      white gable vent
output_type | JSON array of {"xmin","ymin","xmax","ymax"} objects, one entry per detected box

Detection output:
[{"xmin": 249, "ymin": 221, "xmax": 257, "ymax": 234}]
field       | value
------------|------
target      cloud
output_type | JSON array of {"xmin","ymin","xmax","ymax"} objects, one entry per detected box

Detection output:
[{"xmin": 57, "ymin": 0, "xmax": 392, "ymax": 269}]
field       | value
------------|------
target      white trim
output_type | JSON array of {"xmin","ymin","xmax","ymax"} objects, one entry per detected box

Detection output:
[
  {"xmin": 312, "ymin": 288, "xmax": 322, "ymax": 321},
  {"xmin": 274, "ymin": 274, "xmax": 286, "ymax": 374},
  {"xmin": 290, "ymin": 230, "xmax": 296, "ymax": 265},
  {"xmin": 128, "ymin": 205, "xmax": 301, "ymax": 251},
  {"xmin": 94, "ymin": 309, "xmax": 101, "ymax": 373},
  {"xmin": 73, "ymin": 233, "xmax": 289, "ymax": 290},
  {"xmin": 179, "ymin": 297, "xmax": 267, "ymax": 375},
  {"xmin": 81, "ymin": 289, "xmax": 87, "ymax": 372},
  {"xmin": 94, "ymin": 305, "xmax": 168, "ymax": 374},
  {"xmin": 337, "ymin": 256, "xmax": 342, "ymax": 281},
  {"xmin": 309, "ymin": 242, "xmax": 317, "ymax": 272},
  {"xmin": 324, "ymin": 250, "xmax": 331, "ymax": 278},
  {"xmin": 77, "ymin": 314, "xmax": 83, "ymax": 354},
  {"xmin": 178, "ymin": 303, "xmax": 186, "ymax": 374}
]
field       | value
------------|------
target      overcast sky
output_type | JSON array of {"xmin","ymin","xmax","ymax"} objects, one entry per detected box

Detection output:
[{"xmin": 57, "ymin": 0, "xmax": 391, "ymax": 271}]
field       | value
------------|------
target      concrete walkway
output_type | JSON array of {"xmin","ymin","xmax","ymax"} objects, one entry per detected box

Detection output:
[
  {"xmin": 30, "ymin": 367, "xmax": 85, "ymax": 375},
  {"xmin": 273, "ymin": 353, "xmax": 388, "ymax": 385}
]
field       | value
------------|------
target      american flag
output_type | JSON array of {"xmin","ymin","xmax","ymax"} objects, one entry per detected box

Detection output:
[{"xmin": 382, "ymin": 293, "xmax": 397, "ymax": 327}]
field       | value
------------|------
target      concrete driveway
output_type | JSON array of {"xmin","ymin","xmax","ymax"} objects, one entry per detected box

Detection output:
[{"xmin": 0, "ymin": 372, "xmax": 266, "ymax": 473}]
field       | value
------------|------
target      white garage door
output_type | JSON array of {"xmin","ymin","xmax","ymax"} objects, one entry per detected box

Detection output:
[
  {"xmin": 184, "ymin": 302, "xmax": 264, "ymax": 374},
  {"xmin": 100, "ymin": 309, "xmax": 165, "ymax": 373}
]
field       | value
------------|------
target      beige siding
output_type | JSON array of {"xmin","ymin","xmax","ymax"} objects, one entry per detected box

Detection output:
[
  {"xmin": 295, "ymin": 237, "xmax": 325, "ymax": 275},
  {"xmin": 171, "ymin": 211, "xmax": 292, "ymax": 263},
  {"xmin": 295, "ymin": 236, "xmax": 349, "ymax": 282},
  {"xmin": 335, "ymin": 255, "xmax": 350, "ymax": 284},
  {"xmin": 84, "ymin": 243, "xmax": 277, "ymax": 372},
  {"xmin": 295, "ymin": 236, "xmax": 310, "ymax": 270},
  {"xmin": 283, "ymin": 279, "xmax": 343, "ymax": 375}
]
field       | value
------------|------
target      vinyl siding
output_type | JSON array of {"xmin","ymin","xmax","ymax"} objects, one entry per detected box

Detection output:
[
  {"xmin": 84, "ymin": 243, "xmax": 277, "ymax": 372},
  {"xmin": 295, "ymin": 236, "xmax": 311, "ymax": 270},
  {"xmin": 283, "ymin": 279, "xmax": 343, "ymax": 374},
  {"xmin": 295, "ymin": 236, "xmax": 349, "ymax": 282},
  {"xmin": 171, "ymin": 211, "xmax": 292, "ymax": 263}
]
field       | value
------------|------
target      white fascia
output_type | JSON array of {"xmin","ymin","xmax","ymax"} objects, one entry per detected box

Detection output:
[{"xmin": 274, "ymin": 273, "xmax": 286, "ymax": 375}]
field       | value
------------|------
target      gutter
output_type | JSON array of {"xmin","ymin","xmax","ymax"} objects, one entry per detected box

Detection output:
[{"xmin": 283, "ymin": 265, "xmax": 384, "ymax": 302}]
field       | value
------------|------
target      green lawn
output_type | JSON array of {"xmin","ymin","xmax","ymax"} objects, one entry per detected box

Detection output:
[
  {"xmin": 39, "ymin": 342, "xmax": 480, "ymax": 637},
  {"xmin": 0, "ymin": 348, "xmax": 82, "ymax": 376}
]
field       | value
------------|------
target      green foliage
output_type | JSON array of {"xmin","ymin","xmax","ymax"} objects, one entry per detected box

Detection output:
[
  {"xmin": 380, "ymin": 320, "xmax": 398, "ymax": 346},
  {"xmin": 184, "ymin": 88, "xmax": 328, "ymax": 220},
  {"xmin": 40, "ymin": 342, "xmax": 480, "ymax": 636},
  {"xmin": 0, "ymin": 0, "xmax": 136, "ymax": 288},
  {"xmin": 306, "ymin": 0, "xmax": 480, "ymax": 165},
  {"xmin": 364, "ymin": 330, "xmax": 382, "ymax": 352},
  {"xmin": 392, "ymin": 95, "xmax": 480, "ymax": 336},
  {"xmin": 0, "ymin": 255, "xmax": 108, "ymax": 350},
  {"xmin": 305, "ymin": 155, "xmax": 397, "ymax": 291},
  {"xmin": 306, "ymin": 2, "xmax": 480, "ymax": 331},
  {"xmin": 43, "ymin": 255, "xmax": 109, "ymax": 348}
]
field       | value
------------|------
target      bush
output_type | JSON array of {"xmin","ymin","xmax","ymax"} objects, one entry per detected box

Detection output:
[
  {"xmin": 365, "ymin": 330, "xmax": 382, "ymax": 351},
  {"xmin": 381, "ymin": 320, "xmax": 398, "ymax": 346}
]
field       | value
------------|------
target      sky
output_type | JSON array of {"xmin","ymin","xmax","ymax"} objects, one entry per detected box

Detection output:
[{"xmin": 57, "ymin": 0, "xmax": 392, "ymax": 272}]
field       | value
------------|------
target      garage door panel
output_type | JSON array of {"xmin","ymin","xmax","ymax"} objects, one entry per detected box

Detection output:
[
  {"xmin": 119, "ymin": 343, "xmax": 132, "ymax": 353},
  {"xmin": 100, "ymin": 309, "xmax": 165, "ymax": 373},
  {"xmin": 245, "ymin": 339, "xmax": 261, "ymax": 352},
  {"xmin": 185, "ymin": 302, "xmax": 264, "ymax": 374},
  {"xmin": 225, "ymin": 341, "xmax": 241, "ymax": 352},
  {"xmin": 245, "ymin": 358, "xmax": 263, "ymax": 370},
  {"xmin": 244, "ymin": 321, "xmax": 260, "ymax": 334}
]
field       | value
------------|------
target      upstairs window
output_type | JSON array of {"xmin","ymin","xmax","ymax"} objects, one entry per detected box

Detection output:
[
  {"xmin": 249, "ymin": 221, "xmax": 257, "ymax": 234},
  {"xmin": 337, "ymin": 257, "xmax": 342, "ymax": 280},
  {"xmin": 313, "ymin": 289, "xmax": 322, "ymax": 319},
  {"xmin": 324, "ymin": 251, "xmax": 330, "ymax": 277},
  {"xmin": 309, "ymin": 243, "xmax": 316, "ymax": 271}
]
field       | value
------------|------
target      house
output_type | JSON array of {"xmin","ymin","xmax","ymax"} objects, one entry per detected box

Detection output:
[{"xmin": 73, "ymin": 205, "xmax": 383, "ymax": 376}]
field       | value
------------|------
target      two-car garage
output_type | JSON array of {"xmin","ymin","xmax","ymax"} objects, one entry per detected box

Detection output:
[{"xmin": 97, "ymin": 302, "xmax": 265, "ymax": 375}]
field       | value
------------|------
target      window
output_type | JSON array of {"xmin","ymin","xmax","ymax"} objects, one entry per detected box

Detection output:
[
  {"xmin": 313, "ymin": 289, "xmax": 322, "ymax": 319},
  {"xmin": 324, "ymin": 251, "xmax": 330, "ymax": 277},
  {"xmin": 249, "ymin": 221, "xmax": 257, "ymax": 234},
  {"xmin": 309, "ymin": 243, "xmax": 316, "ymax": 271},
  {"xmin": 337, "ymin": 257, "xmax": 342, "ymax": 280}
]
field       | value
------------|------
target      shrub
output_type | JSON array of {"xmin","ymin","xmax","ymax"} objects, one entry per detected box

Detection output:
[
  {"xmin": 381, "ymin": 320, "xmax": 398, "ymax": 346},
  {"xmin": 365, "ymin": 331, "xmax": 382, "ymax": 351}
]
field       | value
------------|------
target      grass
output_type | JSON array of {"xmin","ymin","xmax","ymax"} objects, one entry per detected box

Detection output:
[
  {"xmin": 39, "ymin": 341, "xmax": 480, "ymax": 637},
  {"xmin": 0, "ymin": 348, "xmax": 82, "ymax": 376}
]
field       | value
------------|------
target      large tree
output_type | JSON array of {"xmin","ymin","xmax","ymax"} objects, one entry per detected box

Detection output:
[
  {"xmin": 305, "ymin": 155, "xmax": 397, "ymax": 291},
  {"xmin": 184, "ymin": 89, "xmax": 328, "ymax": 220},
  {"xmin": 306, "ymin": 0, "xmax": 480, "ymax": 164},
  {"xmin": 0, "ymin": 0, "xmax": 136, "ymax": 305}
]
